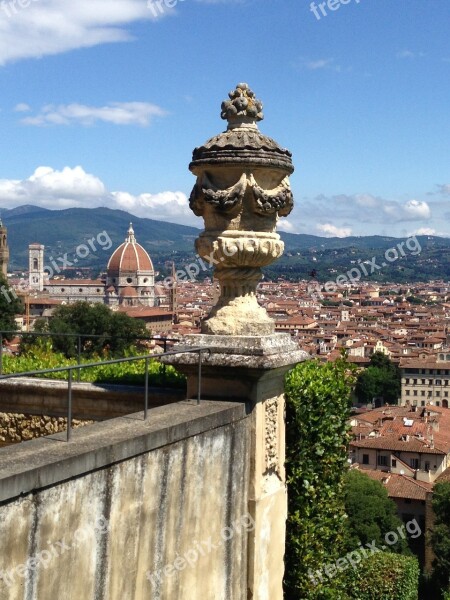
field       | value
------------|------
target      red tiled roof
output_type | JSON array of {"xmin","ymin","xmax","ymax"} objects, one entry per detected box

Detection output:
[{"xmin": 356, "ymin": 468, "xmax": 432, "ymax": 500}]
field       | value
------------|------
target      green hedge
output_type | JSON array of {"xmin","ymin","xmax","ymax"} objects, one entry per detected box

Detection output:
[
  {"xmin": 2, "ymin": 348, "xmax": 185, "ymax": 388},
  {"xmin": 284, "ymin": 356, "xmax": 356, "ymax": 599},
  {"xmin": 342, "ymin": 552, "xmax": 419, "ymax": 600}
]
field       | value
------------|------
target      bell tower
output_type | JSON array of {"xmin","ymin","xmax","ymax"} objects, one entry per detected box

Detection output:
[
  {"xmin": 0, "ymin": 218, "xmax": 9, "ymax": 277},
  {"xmin": 29, "ymin": 243, "xmax": 45, "ymax": 291}
]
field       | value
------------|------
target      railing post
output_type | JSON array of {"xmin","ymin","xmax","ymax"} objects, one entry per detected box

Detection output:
[
  {"xmin": 144, "ymin": 357, "xmax": 149, "ymax": 420},
  {"xmin": 0, "ymin": 333, "xmax": 3, "ymax": 376},
  {"xmin": 197, "ymin": 349, "xmax": 202, "ymax": 405},
  {"xmin": 162, "ymin": 338, "xmax": 167, "ymax": 387},
  {"xmin": 77, "ymin": 336, "xmax": 82, "ymax": 382},
  {"xmin": 67, "ymin": 369, "xmax": 73, "ymax": 442}
]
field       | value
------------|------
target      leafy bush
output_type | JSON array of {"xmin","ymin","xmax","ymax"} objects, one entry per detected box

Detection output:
[
  {"xmin": 430, "ymin": 482, "xmax": 450, "ymax": 597},
  {"xmin": 2, "ymin": 348, "xmax": 185, "ymax": 388},
  {"xmin": 342, "ymin": 552, "xmax": 419, "ymax": 600},
  {"xmin": 284, "ymin": 355, "xmax": 356, "ymax": 599}
]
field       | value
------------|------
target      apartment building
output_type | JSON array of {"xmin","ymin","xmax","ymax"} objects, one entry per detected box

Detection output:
[{"xmin": 400, "ymin": 353, "xmax": 450, "ymax": 408}]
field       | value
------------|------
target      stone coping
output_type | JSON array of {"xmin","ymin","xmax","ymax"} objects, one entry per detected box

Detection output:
[
  {"xmin": 162, "ymin": 334, "xmax": 310, "ymax": 370},
  {"xmin": 0, "ymin": 400, "xmax": 247, "ymax": 504},
  {"xmin": 0, "ymin": 377, "xmax": 172, "ymax": 396}
]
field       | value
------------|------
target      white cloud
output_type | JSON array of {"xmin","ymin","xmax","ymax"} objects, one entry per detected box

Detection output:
[
  {"xmin": 298, "ymin": 58, "xmax": 346, "ymax": 73},
  {"xmin": 316, "ymin": 223, "xmax": 352, "ymax": 238},
  {"xmin": 306, "ymin": 194, "xmax": 431, "ymax": 224},
  {"xmin": 0, "ymin": 0, "xmax": 160, "ymax": 66},
  {"xmin": 305, "ymin": 58, "xmax": 334, "ymax": 70},
  {"xmin": 0, "ymin": 166, "xmax": 106, "ymax": 207},
  {"xmin": 410, "ymin": 228, "xmax": 436, "ymax": 236},
  {"xmin": 0, "ymin": 165, "xmax": 196, "ymax": 225},
  {"xmin": 14, "ymin": 103, "xmax": 31, "ymax": 112},
  {"xmin": 20, "ymin": 102, "xmax": 166, "ymax": 127},
  {"xmin": 402, "ymin": 199, "xmax": 431, "ymax": 220},
  {"xmin": 277, "ymin": 219, "xmax": 296, "ymax": 233},
  {"xmin": 111, "ymin": 190, "xmax": 192, "ymax": 221},
  {"xmin": 396, "ymin": 50, "xmax": 425, "ymax": 59}
]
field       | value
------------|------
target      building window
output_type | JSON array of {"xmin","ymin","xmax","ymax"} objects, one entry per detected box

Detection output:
[
  {"xmin": 421, "ymin": 379, "xmax": 426, "ymax": 385},
  {"xmin": 378, "ymin": 455, "xmax": 388, "ymax": 467},
  {"xmin": 79, "ymin": 288, "xmax": 83, "ymax": 293},
  {"xmin": 421, "ymin": 401, "xmax": 425, "ymax": 406},
  {"xmin": 406, "ymin": 390, "xmax": 410, "ymax": 396},
  {"xmin": 425, "ymin": 462, "xmax": 430, "ymax": 472},
  {"xmin": 126, "ymin": 277, "xmax": 133, "ymax": 284},
  {"xmin": 421, "ymin": 391, "xmax": 425, "ymax": 396},
  {"xmin": 409, "ymin": 458, "xmax": 419, "ymax": 470},
  {"xmin": 392, "ymin": 459, "xmax": 397, "ymax": 468},
  {"xmin": 413, "ymin": 390, "xmax": 418, "ymax": 396},
  {"xmin": 362, "ymin": 454, "xmax": 369, "ymax": 465}
]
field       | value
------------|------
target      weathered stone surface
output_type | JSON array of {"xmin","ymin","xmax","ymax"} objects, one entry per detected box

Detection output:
[
  {"xmin": 0, "ymin": 378, "xmax": 184, "ymax": 420},
  {"xmin": 162, "ymin": 333, "xmax": 309, "ymax": 372},
  {"xmin": 0, "ymin": 401, "xmax": 250, "ymax": 600},
  {"xmin": 0, "ymin": 411, "xmax": 92, "ymax": 446},
  {"xmin": 188, "ymin": 83, "xmax": 296, "ymax": 336},
  {"xmin": 164, "ymin": 332, "xmax": 308, "ymax": 600}
]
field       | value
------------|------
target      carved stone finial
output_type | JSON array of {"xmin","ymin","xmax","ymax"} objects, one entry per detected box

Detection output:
[
  {"xmin": 221, "ymin": 82, "xmax": 264, "ymax": 127},
  {"xmin": 189, "ymin": 82, "xmax": 296, "ymax": 336}
]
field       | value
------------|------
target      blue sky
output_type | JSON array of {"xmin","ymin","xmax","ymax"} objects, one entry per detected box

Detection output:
[{"xmin": 0, "ymin": 0, "xmax": 449, "ymax": 238}]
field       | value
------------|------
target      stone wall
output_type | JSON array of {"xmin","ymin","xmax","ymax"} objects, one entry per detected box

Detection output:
[
  {"xmin": 0, "ymin": 400, "xmax": 250, "ymax": 600},
  {"xmin": 0, "ymin": 377, "xmax": 184, "ymax": 420},
  {"xmin": 0, "ymin": 413, "xmax": 93, "ymax": 446}
]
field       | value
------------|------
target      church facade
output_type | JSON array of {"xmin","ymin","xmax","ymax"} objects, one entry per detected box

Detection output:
[{"xmin": 30, "ymin": 224, "xmax": 158, "ymax": 307}]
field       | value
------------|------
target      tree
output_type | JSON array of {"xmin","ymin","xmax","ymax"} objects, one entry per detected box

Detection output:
[
  {"xmin": 284, "ymin": 354, "xmax": 357, "ymax": 599},
  {"xmin": 430, "ymin": 482, "xmax": 450, "ymax": 597},
  {"xmin": 27, "ymin": 302, "xmax": 147, "ymax": 358},
  {"xmin": 0, "ymin": 274, "xmax": 23, "ymax": 339},
  {"xmin": 355, "ymin": 352, "xmax": 401, "ymax": 405},
  {"xmin": 343, "ymin": 470, "xmax": 410, "ymax": 555}
]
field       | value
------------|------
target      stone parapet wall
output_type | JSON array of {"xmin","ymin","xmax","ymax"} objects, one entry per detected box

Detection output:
[
  {"xmin": 0, "ymin": 401, "xmax": 250, "ymax": 600},
  {"xmin": 0, "ymin": 413, "xmax": 93, "ymax": 446}
]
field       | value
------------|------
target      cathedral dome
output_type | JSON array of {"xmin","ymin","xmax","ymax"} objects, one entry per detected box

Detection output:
[{"xmin": 107, "ymin": 224, "xmax": 154, "ymax": 274}]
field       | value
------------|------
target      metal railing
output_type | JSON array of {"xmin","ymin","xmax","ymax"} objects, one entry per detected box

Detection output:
[
  {"xmin": 0, "ymin": 346, "xmax": 211, "ymax": 442},
  {"xmin": 0, "ymin": 331, "xmax": 178, "ymax": 381}
]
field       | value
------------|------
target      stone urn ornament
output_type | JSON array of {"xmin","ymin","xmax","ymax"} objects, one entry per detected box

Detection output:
[{"xmin": 189, "ymin": 83, "xmax": 295, "ymax": 336}]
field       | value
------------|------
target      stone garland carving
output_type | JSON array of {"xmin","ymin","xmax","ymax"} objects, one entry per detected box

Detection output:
[
  {"xmin": 190, "ymin": 172, "xmax": 293, "ymax": 218},
  {"xmin": 190, "ymin": 173, "xmax": 247, "ymax": 215},
  {"xmin": 250, "ymin": 175, "xmax": 293, "ymax": 216},
  {"xmin": 265, "ymin": 397, "xmax": 279, "ymax": 474}
]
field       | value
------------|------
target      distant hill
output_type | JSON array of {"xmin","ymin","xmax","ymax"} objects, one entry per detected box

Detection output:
[
  {"xmin": 2, "ymin": 205, "xmax": 199, "ymax": 272},
  {"xmin": 2, "ymin": 205, "xmax": 450, "ymax": 283}
]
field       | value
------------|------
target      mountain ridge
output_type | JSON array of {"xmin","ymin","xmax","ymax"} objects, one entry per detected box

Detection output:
[{"xmin": 2, "ymin": 205, "xmax": 450, "ymax": 283}]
